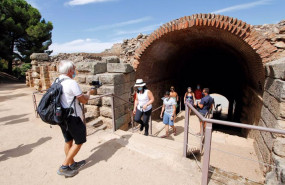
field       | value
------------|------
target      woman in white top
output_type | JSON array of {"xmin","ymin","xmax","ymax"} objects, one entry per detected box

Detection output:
[{"xmin": 133, "ymin": 79, "xmax": 154, "ymax": 136}]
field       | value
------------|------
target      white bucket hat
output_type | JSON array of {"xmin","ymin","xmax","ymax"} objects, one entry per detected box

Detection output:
[{"xmin": 134, "ymin": 79, "xmax": 146, "ymax": 87}]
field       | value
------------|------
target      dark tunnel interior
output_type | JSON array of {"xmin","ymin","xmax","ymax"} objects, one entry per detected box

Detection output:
[{"xmin": 136, "ymin": 27, "xmax": 264, "ymax": 134}]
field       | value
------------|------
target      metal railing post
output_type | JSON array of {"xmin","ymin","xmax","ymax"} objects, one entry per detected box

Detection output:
[
  {"xmin": 32, "ymin": 93, "xmax": 38, "ymax": 118},
  {"xmin": 149, "ymin": 115, "xmax": 152, "ymax": 135},
  {"xmin": 180, "ymin": 96, "xmax": 182, "ymax": 113},
  {"xmin": 131, "ymin": 110, "xmax": 134, "ymax": 133},
  {"xmin": 82, "ymin": 104, "xmax": 86, "ymax": 125},
  {"xmin": 183, "ymin": 105, "xmax": 190, "ymax": 157},
  {"xmin": 111, "ymin": 94, "xmax": 116, "ymax": 132},
  {"xmin": 201, "ymin": 122, "xmax": 213, "ymax": 185}
]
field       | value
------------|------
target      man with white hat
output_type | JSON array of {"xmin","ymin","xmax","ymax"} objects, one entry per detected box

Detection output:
[{"xmin": 133, "ymin": 79, "xmax": 154, "ymax": 136}]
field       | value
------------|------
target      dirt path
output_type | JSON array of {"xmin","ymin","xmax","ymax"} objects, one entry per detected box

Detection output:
[{"xmin": 0, "ymin": 83, "xmax": 202, "ymax": 185}]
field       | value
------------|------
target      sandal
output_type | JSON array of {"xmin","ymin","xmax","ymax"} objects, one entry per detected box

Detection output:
[
  {"xmin": 173, "ymin": 128, "xmax": 177, "ymax": 136},
  {"xmin": 160, "ymin": 134, "xmax": 169, "ymax": 138}
]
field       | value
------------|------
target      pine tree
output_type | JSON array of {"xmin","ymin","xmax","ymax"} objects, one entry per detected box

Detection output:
[{"xmin": 0, "ymin": 0, "xmax": 53, "ymax": 73}]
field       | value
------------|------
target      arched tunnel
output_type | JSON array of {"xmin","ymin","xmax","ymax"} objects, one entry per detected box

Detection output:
[{"xmin": 133, "ymin": 14, "xmax": 269, "ymax": 134}]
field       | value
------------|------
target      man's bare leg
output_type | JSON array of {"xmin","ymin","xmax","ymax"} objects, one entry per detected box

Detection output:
[
  {"xmin": 62, "ymin": 144, "xmax": 82, "ymax": 166},
  {"xmin": 64, "ymin": 140, "xmax": 74, "ymax": 165}
]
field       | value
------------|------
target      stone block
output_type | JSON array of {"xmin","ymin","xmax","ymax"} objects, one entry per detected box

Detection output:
[
  {"xmin": 107, "ymin": 63, "xmax": 134, "ymax": 73},
  {"xmin": 74, "ymin": 75, "xmax": 86, "ymax": 83},
  {"xmin": 34, "ymin": 79, "xmax": 42, "ymax": 86},
  {"xmin": 265, "ymin": 57, "xmax": 285, "ymax": 80},
  {"xmin": 98, "ymin": 73, "xmax": 124, "ymax": 85},
  {"xmin": 30, "ymin": 53, "xmax": 49, "ymax": 61},
  {"xmin": 102, "ymin": 56, "xmax": 120, "ymax": 63},
  {"xmin": 115, "ymin": 113, "xmax": 131, "ymax": 130},
  {"xmin": 265, "ymin": 170, "xmax": 278, "ymax": 185},
  {"xmin": 93, "ymin": 62, "xmax": 107, "ymax": 74},
  {"xmin": 100, "ymin": 106, "xmax": 112, "ymax": 118},
  {"xmin": 264, "ymin": 77, "xmax": 285, "ymax": 102},
  {"xmin": 97, "ymin": 84, "xmax": 125, "ymax": 95},
  {"xmin": 259, "ymin": 119, "xmax": 274, "ymax": 150},
  {"xmin": 79, "ymin": 84, "xmax": 91, "ymax": 93},
  {"xmin": 261, "ymin": 106, "xmax": 278, "ymax": 128},
  {"xmin": 88, "ymin": 118, "xmax": 103, "ymax": 127},
  {"xmin": 87, "ymin": 96, "xmax": 102, "ymax": 106},
  {"xmin": 32, "ymin": 66, "xmax": 40, "ymax": 73},
  {"xmin": 272, "ymin": 154, "xmax": 285, "ymax": 182},
  {"xmin": 76, "ymin": 61, "xmax": 106, "ymax": 74},
  {"xmin": 31, "ymin": 60, "xmax": 38, "ymax": 65},
  {"xmin": 273, "ymin": 137, "xmax": 285, "ymax": 157},
  {"xmin": 75, "ymin": 61, "xmax": 96, "ymax": 73},
  {"xmin": 102, "ymin": 93, "xmax": 130, "ymax": 107},
  {"xmin": 84, "ymin": 105, "xmax": 100, "ymax": 122},
  {"xmin": 86, "ymin": 75, "xmax": 98, "ymax": 84},
  {"xmin": 31, "ymin": 72, "xmax": 40, "ymax": 78},
  {"xmin": 263, "ymin": 91, "xmax": 285, "ymax": 119},
  {"xmin": 255, "ymin": 131, "xmax": 272, "ymax": 169},
  {"xmin": 100, "ymin": 116, "xmax": 113, "ymax": 128}
]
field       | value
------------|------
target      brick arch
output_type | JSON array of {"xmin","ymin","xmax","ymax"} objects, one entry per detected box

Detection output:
[{"xmin": 133, "ymin": 13, "xmax": 277, "ymax": 90}]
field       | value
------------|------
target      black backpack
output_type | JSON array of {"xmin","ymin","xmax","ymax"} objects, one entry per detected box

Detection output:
[{"xmin": 37, "ymin": 78, "xmax": 75, "ymax": 125}]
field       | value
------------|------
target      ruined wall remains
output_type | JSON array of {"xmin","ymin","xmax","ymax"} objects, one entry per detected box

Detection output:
[
  {"xmin": 257, "ymin": 58, "xmax": 285, "ymax": 184},
  {"xmin": 25, "ymin": 18, "xmax": 285, "ymax": 183},
  {"xmin": 26, "ymin": 53, "xmax": 135, "ymax": 131}
]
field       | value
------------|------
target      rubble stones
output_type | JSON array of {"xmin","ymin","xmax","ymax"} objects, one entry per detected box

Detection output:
[
  {"xmin": 273, "ymin": 138, "xmax": 285, "ymax": 157},
  {"xmin": 30, "ymin": 53, "xmax": 49, "ymax": 61},
  {"xmin": 31, "ymin": 72, "xmax": 40, "ymax": 78},
  {"xmin": 275, "ymin": 42, "xmax": 285, "ymax": 49},
  {"xmin": 265, "ymin": 57, "xmax": 285, "ymax": 80},
  {"xmin": 264, "ymin": 78, "xmax": 285, "ymax": 102},
  {"xmin": 102, "ymin": 56, "xmax": 120, "ymax": 63}
]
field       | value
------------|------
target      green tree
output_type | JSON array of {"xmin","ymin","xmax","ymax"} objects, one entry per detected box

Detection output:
[{"xmin": 0, "ymin": 0, "xmax": 53, "ymax": 73}]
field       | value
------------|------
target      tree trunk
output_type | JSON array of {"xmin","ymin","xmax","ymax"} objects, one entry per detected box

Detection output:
[{"xmin": 8, "ymin": 35, "xmax": 15, "ymax": 74}]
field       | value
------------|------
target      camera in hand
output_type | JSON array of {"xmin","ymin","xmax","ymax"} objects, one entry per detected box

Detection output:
[{"xmin": 90, "ymin": 80, "xmax": 102, "ymax": 89}]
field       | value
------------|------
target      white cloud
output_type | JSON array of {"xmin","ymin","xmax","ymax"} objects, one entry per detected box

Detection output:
[
  {"xmin": 65, "ymin": 0, "xmax": 115, "ymax": 6},
  {"xmin": 86, "ymin": 16, "xmax": 152, "ymax": 32},
  {"xmin": 114, "ymin": 23, "xmax": 162, "ymax": 36},
  {"xmin": 49, "ymin": 38, "xmax": 115, "ymax": 55},
  {"xmin": 212, "ymin": 0, "xmax": 271, "ymax": 14}
]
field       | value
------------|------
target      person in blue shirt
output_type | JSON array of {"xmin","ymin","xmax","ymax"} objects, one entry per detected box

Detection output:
[{"xmin": 197, "ymin": 88, "xmax": 214, "ymax": 135}]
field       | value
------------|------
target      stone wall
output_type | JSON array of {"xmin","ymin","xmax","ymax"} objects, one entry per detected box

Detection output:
[
  {"xmin": 26, "ymin": 53, "xmax": 135, "ymax": 131},
  {"xmin": 250, "ymin": 57, "xmax": 285, "ymax": 184}
]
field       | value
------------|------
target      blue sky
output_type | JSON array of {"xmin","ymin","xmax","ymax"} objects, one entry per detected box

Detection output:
[{"xmin": 26, "ymin": 0, "xmax": 285, "ymax": 55}]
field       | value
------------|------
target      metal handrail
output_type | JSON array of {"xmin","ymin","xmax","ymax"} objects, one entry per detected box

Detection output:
[
  {"xmin": 186, "ymin": 102, "xmax": 285, "ymax": 135},
  {"xmin": 183, "ymin": 102, "xmax": 285, "ymax": 185}
]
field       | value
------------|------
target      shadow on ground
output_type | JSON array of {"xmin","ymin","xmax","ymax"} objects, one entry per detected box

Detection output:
[
  {"xmin": 82, "ymin": 134, "xmax": 132, "ymax": 171},
  {"xmin": 0, "ymin": 114, "xmax": 29, "ymax": 123},
  {"xmin": 0, "ymin": 137, "xmax": 52, "ymax": 162},
  {"xmin": 3, "ymin": 118, "xmax": 29, "ymax": 125},
  {"xmin": 0, "ymin": 93, "xmax": 28, "ymax": 102}
]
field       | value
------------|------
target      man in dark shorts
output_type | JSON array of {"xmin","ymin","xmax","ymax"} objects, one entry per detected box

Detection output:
[
  {"xmin": 197, "ymin": 88, "xmax": 214, "ymax": 135},
  {"xmin": 57, "ymin": 60, "xmax": 95, "ymax": 177}
]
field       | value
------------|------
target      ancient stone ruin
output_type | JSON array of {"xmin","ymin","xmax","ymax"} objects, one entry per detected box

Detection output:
[{"xmin": 26, "ymin": 14, "xmax": 285, "ymax": 184}]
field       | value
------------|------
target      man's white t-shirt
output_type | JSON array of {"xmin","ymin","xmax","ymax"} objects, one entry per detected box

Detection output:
[{"xmin": 58, "ymin": 75, "xmax": 83, "ymax": 120}]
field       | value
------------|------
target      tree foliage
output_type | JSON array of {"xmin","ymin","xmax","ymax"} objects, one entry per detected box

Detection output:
[{"xmin": 0, "ymin": 0, "xmax": 53, "ymax": 73}]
